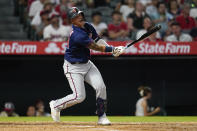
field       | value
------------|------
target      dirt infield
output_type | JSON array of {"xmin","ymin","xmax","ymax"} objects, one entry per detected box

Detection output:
[{"xmin": 0, "ymin": 122, "xmax": 197, "ymax": 131}]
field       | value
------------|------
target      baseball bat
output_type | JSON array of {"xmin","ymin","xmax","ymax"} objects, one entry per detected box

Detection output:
[{"xmin": 125, "ymin": 24, "xmax": 161, "ymax": 49}]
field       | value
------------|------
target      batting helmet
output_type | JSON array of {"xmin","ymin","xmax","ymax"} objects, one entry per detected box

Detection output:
[{"xmin": 68, "ymin": 7, "xmax": 85, "ymax": 20}]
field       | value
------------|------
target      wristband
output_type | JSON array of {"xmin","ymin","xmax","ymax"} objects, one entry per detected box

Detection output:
[{"xmin": 105, "ymin": 46, "xmax": 113, "ymax": 52}]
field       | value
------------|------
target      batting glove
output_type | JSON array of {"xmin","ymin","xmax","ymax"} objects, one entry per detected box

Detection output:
[{"xmin": 112, "ymin": 46, "xmax": 125, "ymax": 57}]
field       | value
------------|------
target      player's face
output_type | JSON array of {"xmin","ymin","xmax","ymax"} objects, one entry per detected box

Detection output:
[{"xmin": 72, "ymin": 14, "xmax": 85, "ymax": 28}]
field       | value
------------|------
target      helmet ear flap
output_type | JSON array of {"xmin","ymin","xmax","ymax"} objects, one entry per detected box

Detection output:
[{"xmin": 79, "ymin": 12, "xmax": 86, "ymax": 21}]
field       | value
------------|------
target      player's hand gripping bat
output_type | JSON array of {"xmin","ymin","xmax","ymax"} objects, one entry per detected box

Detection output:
[{"xmin": 125, "ymin": 25, "xmax": 162, "ymax": 49}]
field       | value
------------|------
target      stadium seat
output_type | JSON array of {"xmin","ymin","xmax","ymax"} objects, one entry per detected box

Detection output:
[
  {"xmin": 93, "ymin": 7, "xmax": 113, "ymax": 17},
  {"xmin": 0, "ymin": 7, "xmax": 14, "ymax": 17},
  {"xmin": 102, "ymin": 16, "xmax": 112, "ymax": 24},
  {"xmin": 0, "ymin": 0, "xmax": 12, "ymax": 6},
  {"xmin": 0, "ymin": 16, "xmax": 20, "ymax": 24},
  {"xmin": 0, "ymin": 0, "xmax": 27, "ymax": 40},
  {"xmin": 84, "ymin": 9, "xmax": 93, "ymax": 17},
  {"xmin": 0, "ymin": 31, "xmax": 28, "ymax": 40},
  {"xmin": 0, "ymin": 24, "xmax": 23, "ymax": 32}
]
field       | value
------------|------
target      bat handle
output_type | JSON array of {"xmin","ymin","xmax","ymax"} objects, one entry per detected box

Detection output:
[
  {"xmin": 124, "ymin": 44, "xmax": 128, "ymax": 49},
  {"xmin": 125, "ymin": 41, "xmax": 135, "ymax": 49}
]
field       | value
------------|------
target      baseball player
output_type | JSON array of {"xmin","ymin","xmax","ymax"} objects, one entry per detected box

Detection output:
[{"xmin": 49, "ymin": 7, "xmax": 125, "ymax": 125}]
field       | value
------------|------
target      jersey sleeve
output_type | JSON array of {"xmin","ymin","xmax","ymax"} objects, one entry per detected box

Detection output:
[
  {"xmin": 74, "ymin": 33, "xmax": 93, "ymax": 47},
  {"xmin": 84, "ymin": 22, "xmax": 99, "ymax": 40}
]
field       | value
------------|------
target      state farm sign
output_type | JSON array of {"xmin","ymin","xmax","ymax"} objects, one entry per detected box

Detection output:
[
  {"xmin": 125, "ymin": 42, "xmax": 191, "ymax": 54},
  {"xmin": 0, "ymin": 42, "xmax": 37, "ymax": 54},
  {"xmin": 0, "ymin": 41, "xmax": 196, "ymax": 55}
]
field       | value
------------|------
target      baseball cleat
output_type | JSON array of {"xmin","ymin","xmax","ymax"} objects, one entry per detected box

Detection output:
[
  {"xmin": 98, "ymin": 113, "xmax": 111, "ymax": 125},
  {"xmin": 49, "ymin": 100, "xmax": 60, "ymax": 122}
]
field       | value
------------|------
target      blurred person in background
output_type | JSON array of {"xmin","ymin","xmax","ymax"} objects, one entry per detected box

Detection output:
[
  {"xmin": 190, "ymin": 26, "xmax": 197, "ymax": 41},
  {"xmin": 50, "ymin": 0, "xmax": 60, "ymax": 5},
  {"xmin": 29, "ymin": 0, "xmax": 46, "ymax": 19},
  {"xmin": 127, "ymin": 1, "xmax": 149, "ymax": 31},
  {"xmin": 27, "ymin": 0, "xmax": 36, "ymax": 12},
  {"xmin": 190, "ymin": 0, "xmax": 197, "ymax": 19},
  {"xmin": 55, "ymin": 0, "xmax": 73, "ymax": 25},
  {"xmin": 70, "ymin": 0, "xmax": 87, "ymax": 8},
  {"xmin": 115, "ymin": 0, "xmax": 135, "ymax": 22},
  {"xmin": 168, "ymin": 0, "xmax": 181, "ymax": 18},
  {"xmin": 43, "ymin": 13, "xmax": 71, "ymax": 41},
  {"xmin": 165, "ymin": 22, "xmax": 192, "ymax": 41},
  {"xmin": 163, "ymin": 0, "xmax": 184, "ymax": 7},
  {"xmin": 94, "ymin": 0, "xmax": 111, "ymax": 7},
  {"xmin": 35, "ymin": 10, "xmax": 50, "ymax": 40},
  {"xmin": 0, "ymin": 102, "xmax": 19, "ymax": 117},
  {"xmin": 91, "ymin": 12, "xmax": 108, "ymax": 37},
  {"xmin": 108, "ymin": 11, "xmax": 129, "ymax": 41},
  {"xmin": 150, "ymin": 2, "xmax": 173, "ymax": 35},
  {"xmin": 31, "ymin": 2, "xmax": 53, "ymax": 27},
  {"xmin": 135, "ymin": 86, "xmax": 160, "ymax": 116},
  {"xmin": 138, "ymin": 0, "xmax": 152, "ymax": 6},
  {"xmin": 146, "ymin": 0, "xmax": 159, "ymax": 17},
  {"xmin": 35, "ymin": 100, "xmax": 50, "ymax": 116},
  {"xmin": 144, "ymin": 26, "xmax": 162, "ymax": 41},
  {"xmin": 136, "ymin": 17, "xmax": 161, "ymax": 40},
  {"xmin": 85, "ymin": 0, "xmax": 94, "ymax": 8},
  {"xmin": 26, "ymin": 106, "xmax": 36, "ymax": 116},
  {"xmin": 176, "ymin": 4, "xmax": 196, "ymax": 31}
]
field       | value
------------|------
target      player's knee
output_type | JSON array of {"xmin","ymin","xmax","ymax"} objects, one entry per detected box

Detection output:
[
  {"xmin": 97, "ymin": 83, "xmax": 106, "ymax": 91},
  {"xmin": 76, "ymin": 93, "xmax": 86, "ymax": 103}
]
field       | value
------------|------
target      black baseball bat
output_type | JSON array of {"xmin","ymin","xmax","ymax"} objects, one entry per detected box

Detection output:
[{"xmin": 125, "ymin": 25, "xmax": 161, "ymax": 49}]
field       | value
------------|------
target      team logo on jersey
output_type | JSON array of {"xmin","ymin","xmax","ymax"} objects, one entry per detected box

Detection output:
[{"xmin": 45, "ymin": 43, "xmax": 60, "ymax": 53}]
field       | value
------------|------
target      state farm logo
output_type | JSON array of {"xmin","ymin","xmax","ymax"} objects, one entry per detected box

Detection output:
[
  {"xmin": 125, "ymin": 42, "xmax": 191, "ymax": 54},
  {"xmin": 0, "ymin": 42, "xmax": 37, "ymax": 54},
  {"xmin": 138, "ymin": 43, "xmax": 190, "ymax": 54},
  {"xmin": 45, "ymin": 43, "xmax": 61, "ymax": 53}
]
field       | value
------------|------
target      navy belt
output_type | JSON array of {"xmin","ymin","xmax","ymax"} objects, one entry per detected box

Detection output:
[{"xmin": 70, "ymin": 61, "xmax": 88, "ymax": 64}]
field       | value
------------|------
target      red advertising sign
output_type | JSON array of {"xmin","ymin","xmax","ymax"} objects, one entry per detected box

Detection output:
[{"xmin": 0, "ymin": 41, "xmax": 196, "ymax": 55}]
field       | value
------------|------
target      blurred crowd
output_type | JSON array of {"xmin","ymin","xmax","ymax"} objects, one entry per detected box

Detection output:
[
  {"xmin": 0, "ymin": 100, "xmax": 50, "ymax": 117},
  {"xmin": 15, "ymin": 0, "xmax": 197, "ymax": 42}
]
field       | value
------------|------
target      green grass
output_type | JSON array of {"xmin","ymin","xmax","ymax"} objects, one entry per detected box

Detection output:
[{"xmin": 0, "ymin": 116, "xmax": 197, "ymax": 122}]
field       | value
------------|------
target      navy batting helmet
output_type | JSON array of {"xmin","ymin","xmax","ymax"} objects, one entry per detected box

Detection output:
[{"xmin": 68, "ymin": 7, "xmax": 85, "ymax": 20}]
